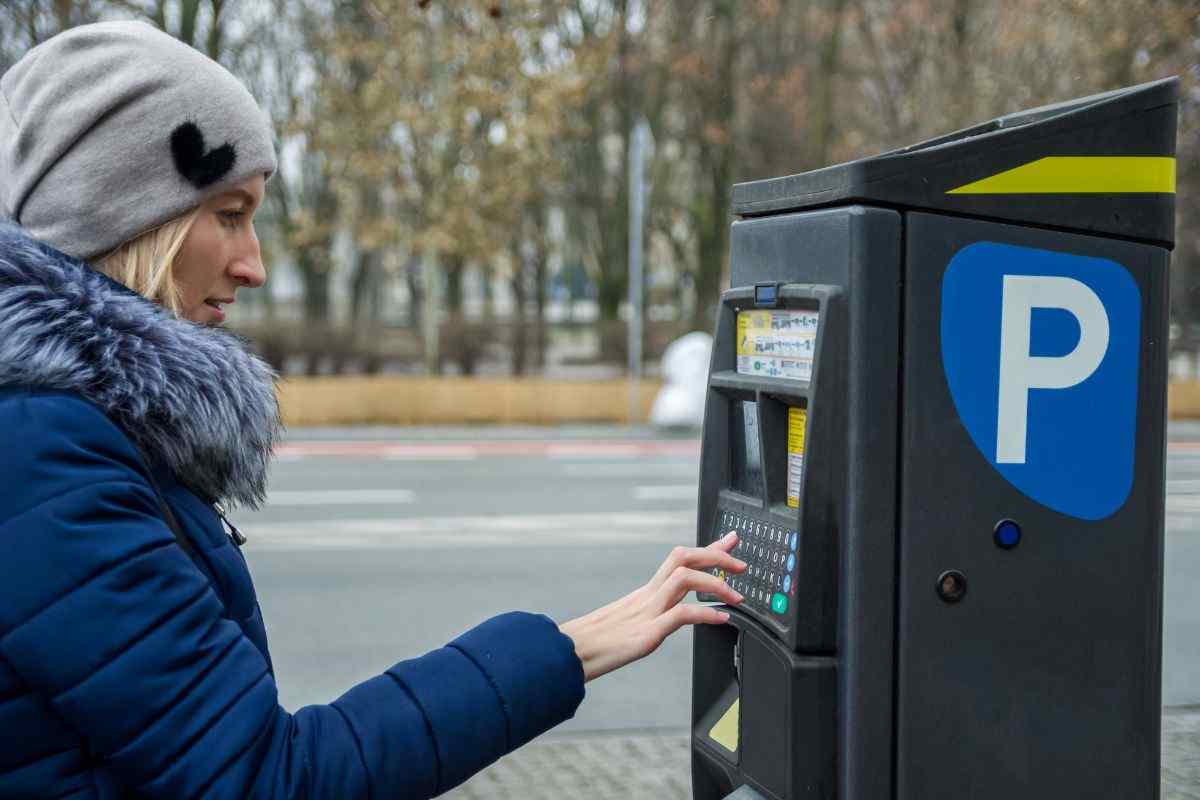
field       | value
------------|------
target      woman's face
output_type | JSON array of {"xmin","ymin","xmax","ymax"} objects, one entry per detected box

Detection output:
[{"xmin": 173, "ymin": 174, "xmax": 267, "ymax": 325}]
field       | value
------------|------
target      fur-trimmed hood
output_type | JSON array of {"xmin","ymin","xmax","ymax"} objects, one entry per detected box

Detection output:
[{"xmin": 0, "ymin": 221, "xmax": 280, "ymax": 509}]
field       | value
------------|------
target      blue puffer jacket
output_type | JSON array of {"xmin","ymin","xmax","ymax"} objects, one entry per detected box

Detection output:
[{"xmin": 0, "ymin": 222, "xmax": 586, "ymax": 799}]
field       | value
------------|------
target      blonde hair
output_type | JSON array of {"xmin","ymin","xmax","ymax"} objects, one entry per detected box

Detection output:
[{"xmin": 95, "ymin": 206, "xmax": 203, "ymax": 316}]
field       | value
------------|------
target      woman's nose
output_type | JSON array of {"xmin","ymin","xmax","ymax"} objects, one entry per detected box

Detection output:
[
  {"xmin": 231, "ymin": 258, "xmax": 267, "ymax": 289},
  {"xmin": 230, "ymin": 230, "xmax": 267, "ymax": 288}
]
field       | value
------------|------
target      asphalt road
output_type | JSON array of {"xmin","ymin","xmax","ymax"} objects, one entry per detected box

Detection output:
[
  {"xmin": 232, "ymin": 425, "xmax": 1200, "ymax": 734},
  {"xmin": 1165, "ymin": 435, "xmax": 1200, "ymax": 709}
]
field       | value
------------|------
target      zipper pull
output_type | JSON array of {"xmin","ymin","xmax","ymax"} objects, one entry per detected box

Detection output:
[{"xmin": 213, "ymin": 503, "xmax": 248, "ymax": 546}]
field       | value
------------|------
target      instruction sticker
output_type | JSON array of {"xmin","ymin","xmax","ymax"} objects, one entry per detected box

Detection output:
[
  {"xmin": 787, "ymin": 407, "xmax": 807, "ymax": 509},
  {"xmin": 736, "ymin": 309, "xmax": 819, "ymax": 381}
]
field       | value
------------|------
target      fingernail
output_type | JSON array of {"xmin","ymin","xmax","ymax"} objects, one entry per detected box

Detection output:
[
  {"xmin": 734, "ymin": 592, "xmax": 744, "ymax": 602},
  {"xmin": 718, "ymin": 611, "xmax": 730, "ymax": 622},
  {"xmin": 724, "ymin": 531, "xmax": 737, "ymax": 541},
  {"xmin": 735, "ymin": 559, "xmax": 747, "ymax": 569}
]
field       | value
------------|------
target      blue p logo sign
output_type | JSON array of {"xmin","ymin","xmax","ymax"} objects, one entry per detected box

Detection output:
[
  {"xmin": 942, "ymin": 242, "xmax": 1140, "ymax": 520},
  {"xmin": 997, "ymin": 275, "xmax": 1110, "ymax": 464}
]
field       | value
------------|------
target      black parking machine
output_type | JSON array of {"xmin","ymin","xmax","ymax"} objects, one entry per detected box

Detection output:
[{"xmin": 692, "ymin": 78, "xmax": 1178, "ymax": 800}]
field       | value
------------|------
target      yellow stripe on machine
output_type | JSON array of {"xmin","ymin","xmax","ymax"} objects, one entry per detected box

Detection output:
[{"xmin": 946, "ymin": 156, "xmax": 1175, "ymax": 194}]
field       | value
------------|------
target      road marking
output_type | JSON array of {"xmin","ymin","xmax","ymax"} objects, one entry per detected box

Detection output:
[
  {"xmin": 634, "ymin": 485, "xmax": 699, "ymax": 501},
  {"xmin": 1167, "ymin": 496, "xmax": 1200, "ymax": 513},
  {"xmin": 267, "ymin": 490, "xmax": 416, "ymax": 506},
  {"xmin": 383, "ymin": 446, "xmax": 479, "ymax": 461},
  {"xmin": 244, "ymin": 510, "xmax": 695, "ymax": 550},
  {"xmin": 546, "ymin": 444, "xmax": 646, "ymax": 459},
  {"xmin": 564, "ymin": 463, "xmax": 699, "ymax": 478}
]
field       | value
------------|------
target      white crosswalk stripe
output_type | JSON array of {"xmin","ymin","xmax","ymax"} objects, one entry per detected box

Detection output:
[
  {"xmin": 634, "ymin": 485, "xmax": 699, "ymax": 501},
  {"xmin": 1167, "ymin": 495, "xmax": 1200, "ymax": 513},
  {"xmin": 244, "ymin": 511, "xmax": 695, "ymax": 550},
  {"xmin": 266, "ymin": 490, "xmax": 416, "ymax": 506}
]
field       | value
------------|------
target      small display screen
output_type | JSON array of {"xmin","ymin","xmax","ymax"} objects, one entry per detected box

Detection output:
[{"xmin": 730, "ymin": 400, "xmax": 763, "ymax": 497}]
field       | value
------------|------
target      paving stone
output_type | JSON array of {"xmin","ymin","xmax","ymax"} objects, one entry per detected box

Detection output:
[
  {"xmin": 1164, "ymin": 710, "xmax": 1200, "ymax": 800},
  {"xmin": 444, "ymin": 711, "xmax": 1200, "ymax": 799}
]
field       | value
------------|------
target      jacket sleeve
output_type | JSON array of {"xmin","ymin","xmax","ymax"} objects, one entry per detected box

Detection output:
[{"xmin": 0, "ymin": 394, "xmax": 586, "ymax": 799}]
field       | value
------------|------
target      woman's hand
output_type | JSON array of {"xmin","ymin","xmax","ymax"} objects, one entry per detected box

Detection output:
[{"xmin": 557, "ymin": 531, "xmax": 747, "ymax": 683}]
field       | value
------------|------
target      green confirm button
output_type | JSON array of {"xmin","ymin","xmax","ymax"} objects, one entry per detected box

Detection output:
[{"xmin": 771, "ymin": 593, "xmax": 788, "ymax": 614}]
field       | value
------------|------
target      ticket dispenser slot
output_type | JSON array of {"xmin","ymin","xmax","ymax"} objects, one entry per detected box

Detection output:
[{"xmin": 692, "ymin": 611, "xmax": 837, "ymax": 800}]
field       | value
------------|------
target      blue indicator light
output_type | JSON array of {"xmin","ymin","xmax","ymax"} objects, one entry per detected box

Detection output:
[
  {"xmin": 994, "ymin": 519, "xmax": 1022, "ymax": 550},
  {"xmin": 783, "ymin": 575, "xmax": 791, "ymax": 592},
  {"xmin": 789, "ymin": 532, "xmax": 798, "ymax": 551},
  {"xmin": 786, "ymin": 553, "xmax": 796, "ymax": 572}
]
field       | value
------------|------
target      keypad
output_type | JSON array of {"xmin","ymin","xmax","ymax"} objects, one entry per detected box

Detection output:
[{"xmin": 710, "ymin": 507, "xmax": 798, "ymax": 617}]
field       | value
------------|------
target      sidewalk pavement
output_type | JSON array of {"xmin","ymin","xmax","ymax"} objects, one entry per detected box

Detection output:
[
  {"xmin": 1165, "ymin": 708, "xmax": 1200, "ymax": 800},
  {"xmin": 446, "ymin": 709, "xmax": 1200, "ymax": 799}
]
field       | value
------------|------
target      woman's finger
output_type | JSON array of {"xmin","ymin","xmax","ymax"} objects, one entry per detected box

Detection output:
[
  {"xmin": 706, "ymin": 531, "xmax": 739, "ymax": 551},
  {"xmin": 695, "ymin": 535, "xmax": 746, "ymax": 571},
  {"xmin": 652, "ymin": 602, "xmax": 731, "ymax": 643},
  {"xmin": 646, "ymin": 534, "xmax": 745, "ymax": 592},
  {"xmin": 655, "ymin": 565, "xmax": 743, "ymax": 613}
]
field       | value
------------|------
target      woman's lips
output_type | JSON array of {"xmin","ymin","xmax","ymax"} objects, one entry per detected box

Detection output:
[{"xmin": 203, "ymin": 299, "xmax": 228, "ymax": 323}]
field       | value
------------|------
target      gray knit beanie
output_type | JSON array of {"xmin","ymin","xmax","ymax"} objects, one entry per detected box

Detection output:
[{"xmin": 0, "ymin": 19, "xmax": 277, "ymax": 262}]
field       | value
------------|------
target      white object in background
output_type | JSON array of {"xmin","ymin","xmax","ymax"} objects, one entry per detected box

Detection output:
[{"xmin": 650, "ymin": 331, "xmax": 714, "ymax": 429}]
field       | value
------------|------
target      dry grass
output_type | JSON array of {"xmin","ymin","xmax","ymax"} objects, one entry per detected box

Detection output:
[
  {"xmin": 277, "ymin": 376, "xmax": 665, "ymax": 426},
  {"xmin": 1170, "ymin": 382, "xmax": 1200, "ymax": 420}
]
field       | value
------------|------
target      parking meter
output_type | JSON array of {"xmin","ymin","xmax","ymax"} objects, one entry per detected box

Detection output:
[{"xmin": 692, "ymin": 78, "xmax": 1177, "ymax": 800}]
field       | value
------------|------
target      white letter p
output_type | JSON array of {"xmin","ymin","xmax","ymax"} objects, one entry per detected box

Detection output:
[{"xmin": 996, "ymin": 275, "xmax": 1109, "ymax": 464}]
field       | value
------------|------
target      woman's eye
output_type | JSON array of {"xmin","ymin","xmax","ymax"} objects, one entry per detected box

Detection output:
[{"xmin": 220, "ymin": 210, "xmax": 245, "ymax": 226}]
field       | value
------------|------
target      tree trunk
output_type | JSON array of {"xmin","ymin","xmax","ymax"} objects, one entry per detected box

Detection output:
[
  {"xmin": 350, "ymin": 248, "xmax": 385, "ymax": 373},
  {"xmin": 207, "ymin": 0, "xmax": 225, "ymax": 59},
  {"xmin": 691, "ymin": 0, "xmax": 737, "ymax": 332},
  {"xmin": 534, "ymin": 239, "xmax": 548, "ymax": 373},
  {"xmin": 298, "ymin": 249, "xmax": 332, "ymax": 376},
  {"xmin": 442, "ymin": 254, "xmax": 479, "ymax": 375},
  {"xmin": 177, "ymin": 0, "xmax": 202, "ymax": 48},
  {"xmin": 300, "ymin": 250, "xmax": 332, "ymax": 324},
  {"xmin": 810, "ymin": 0, "xmax": 849, "ymax": 166},
  {"xmin": 406, "ymin": 258, "xmax": 423, "ymax": 331},
  {"xmin": 949, "ymin": 0, "xmax": 973, "ymax": 128},
  {"xmin": 511, "ymin": 262, "xmax": 529, "ymax": 376}
]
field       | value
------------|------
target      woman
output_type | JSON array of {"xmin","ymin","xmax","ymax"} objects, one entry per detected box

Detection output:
[{"xmin": 0, "ymin": 20, "xmax": 746, "ymax": 799}]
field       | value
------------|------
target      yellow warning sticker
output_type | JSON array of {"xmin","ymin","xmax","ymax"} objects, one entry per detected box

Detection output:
[
  {"xmin": 709, "ymin": 697, "xmax": 739, "ymax": 753},
  {"xmin": 787, "ymin": 408, "xmax": 807, "ymax": 509},
  {"xmin": 736, "ymin": 309, "xmax": 818, "ymax": 381}
]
